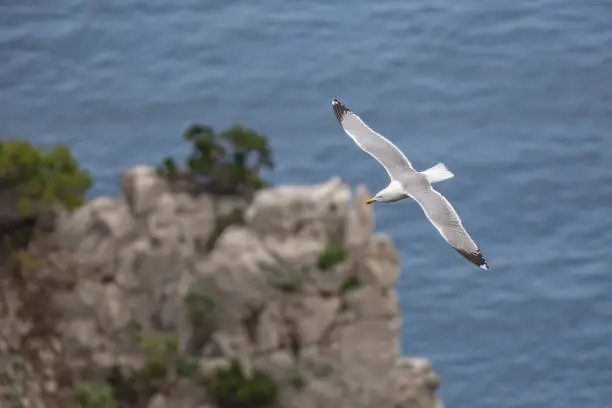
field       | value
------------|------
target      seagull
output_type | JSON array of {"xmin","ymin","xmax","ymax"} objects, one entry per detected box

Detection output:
[{"xmin": 331, "ymin": 98, "xmax": 490, "ymax": 270}]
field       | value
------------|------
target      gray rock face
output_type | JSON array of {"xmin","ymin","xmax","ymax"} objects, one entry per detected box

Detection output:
[{"xmin": 1, "ymin": 166, "xmax": 442, "ymax": 408}]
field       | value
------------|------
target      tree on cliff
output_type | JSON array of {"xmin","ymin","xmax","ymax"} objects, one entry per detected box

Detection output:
[
  {"xmin": 157, "ymin": 123, "xmax": 274, "ymax": 197},
  {"xmin": 0, "ymin": 140, "xmax": 93, "ymax": 251}
]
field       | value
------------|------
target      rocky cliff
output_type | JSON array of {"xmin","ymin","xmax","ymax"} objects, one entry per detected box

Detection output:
[{"xmin": 0, "ymin": 165, "xmax": 442, "ymax": 408}]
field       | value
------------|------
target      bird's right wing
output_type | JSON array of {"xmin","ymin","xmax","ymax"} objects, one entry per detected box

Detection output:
[
  {"xmin": 332, "ymin": 99, "xmax": 416, "ymax": 180},
  {"xmin": 410, "ymin": 185, "xmax": 490, "ymax": 270}
]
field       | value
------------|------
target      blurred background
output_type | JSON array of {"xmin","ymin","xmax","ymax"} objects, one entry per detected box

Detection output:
[{"xmin": 2, "ymin": 0, "xmax": 611, "ymax": 406}]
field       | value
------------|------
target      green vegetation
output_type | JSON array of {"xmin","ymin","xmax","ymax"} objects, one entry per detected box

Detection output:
[
  {"xmin": 138, "ymin": 333, "xmax": 200, "ymax": 382},
  {"xmin": 338, "ymin": 275, "xmax": 364, "ymax": 312},
  {"xmin": 339, "ymin": 275, "xmax": 362, "ymax": 295},
  {"xmin": 74, "ymin": 383, "xmax": 117, "ymax": 408},
  {"xmin": 0, "ymin": 140, "xmax": 92, "ymax": 253},
  {"xmin": 0, "ymin": 140, "xmax": 92, "ymax": 217},
  {"xmin": 206, "ymin": 360, "xmax": 278, "ymax": 408},
  {"xmin": 106, "ymin": 334, "xmax": 201, "ymax": 407},
  {"xmin": 184, "ymin": 290, "xmax": 217, "ymax": 351},
  {"xmin": 158, "ymin": 123, "xmax": 274, "ymax": 197},
  {"xmin": 105, "ymin": 335, "xmax": 280, "ymax": 408},
  {"xmin": 316, "ymin": 246, "xmax": 346, "ymax": 271},
  {"xmin": 184, "ymin": 291, "xmax": 216, "ymax": 325}
]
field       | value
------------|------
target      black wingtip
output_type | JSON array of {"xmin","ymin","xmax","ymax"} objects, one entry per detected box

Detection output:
[
  {"xmin": 331, "ymin": 98, "xmax": 350, "ymax": 123},
  {"xmin": 455, "ymin": 249, "xmax": 490, "ymax": 271}
]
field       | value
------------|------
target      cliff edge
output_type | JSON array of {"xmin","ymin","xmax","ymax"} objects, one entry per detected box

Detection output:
[{"xmin": 1, "ymin": 165, "xmax": 442, "ymax": 408}]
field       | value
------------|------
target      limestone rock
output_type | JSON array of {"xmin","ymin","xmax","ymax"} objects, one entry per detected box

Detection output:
[
  {"xmin": 145, "ymin": 380, "xmax": 205, "ymax": 408},
  {"xmin": 358, "ymin": 233, "xmax": 400, "ymax": 289},
  {"xmin": 122, "ymin": 165, "xmax": 169, "ymax": 216},
  {"xmin": 282, "ymin": 295, "xmax": 340, "ymax": 347},
  {"xmin": 245, "ymin": 177, "xmax": 351, "ymax": 243},
  {"xmin": 1, "ymin": 171, "xmax": 443, "ymax": 408},
  {"xmin": 385, "ymin": 357, "xmax": 442, "ymax": 408},
  {"xmin": 53, "ymin": 205, "xmax": 95, "ymax": 248},
  {"xmin": 331, "ymin": 319, "xmax": 402, "ymax": 390},
  {"xmin": 255, "ymin": 302, "xmax": 283, "ymax": 352},
  {"xmin": 343, "ymin": 285, "xmax": 400, "ymax": 321},
  {"xmin": 89, "ymin": 196, "xmax": 134, "ymax": 240},
  {"xmin": 344, "ymin": 184, "xmax": 375, "ymax": 248}
]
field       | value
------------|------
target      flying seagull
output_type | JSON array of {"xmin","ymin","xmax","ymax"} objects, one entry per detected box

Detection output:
[{"xmin": 331, "ymin": 98, "xmax": 490, "ymax": 270}]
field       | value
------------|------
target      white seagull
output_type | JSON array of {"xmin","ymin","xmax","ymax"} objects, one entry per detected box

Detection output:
[{"xmin": 331, "ymin": 98, "xmax": 490, "ymax": 270}]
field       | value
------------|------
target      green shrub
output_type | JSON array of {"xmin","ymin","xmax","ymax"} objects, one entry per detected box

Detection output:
[
  {"xmin": 206, "ymin": 360, "xmax": 278, "ymax": 408},
  {"xmin": 73, "ymin": 383, "xmax": 117, "ymax": 408},
  {"xmin": 339, "ymin": 276, "xmax": 362, "ymax": 295},
  {"xmin": 107, "ymin": 334, "xmax": 202, "ymax": 407},
  {"xmin": 105, "ymin": 366, "xmax": 142, "ymax": 408},
  {"xmin": 316, "ymin": 246, "xmax": 346, "ymax": 271},
  {"xmin": 158, "ymin": 123, "xmax": 274, "ymax": 197},
  {"xmin": 176, "ymin": 355, "xmax": 201, "ymax": 378},
  {"xmin": 138, "ymin": 333, "xmax": 200, "ymax": 381},
  {"xmin": 0, "ymin": 140, "xmax": 92, "ymax": 217},
  {"xmin": 184, "ymin": 291, "xmax": 216, "ymax": 325}
]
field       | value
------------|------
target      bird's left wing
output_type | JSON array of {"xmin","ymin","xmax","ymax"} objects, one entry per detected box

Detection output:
[{"xmin": 332, "ymin": 99, "xmax": 416, "ymax": 180}]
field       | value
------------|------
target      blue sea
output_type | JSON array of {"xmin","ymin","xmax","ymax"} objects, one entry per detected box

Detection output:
[{"xmin": 2, "ymin": 1, "xmax": 611, "ymax": 406}]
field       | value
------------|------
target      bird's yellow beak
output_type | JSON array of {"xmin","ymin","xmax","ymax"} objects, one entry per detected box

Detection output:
[{"xmin": 365, "ymin": 198, "xmax": 376, "ymax": 205}]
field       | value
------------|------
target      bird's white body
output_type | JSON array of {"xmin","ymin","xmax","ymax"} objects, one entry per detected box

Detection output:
[
  {"xmin": 374, "ymin": 164, "xmax": 454, "ymax": 203},
  {"xmin": 331, "ymin": 98, "xmax": 490, "ymax": 270}
]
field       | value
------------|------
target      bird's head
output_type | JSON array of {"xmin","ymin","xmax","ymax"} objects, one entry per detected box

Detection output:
[
  {"xmin": 366, "ymin": 191, "xmax": 389, "ymax": 205},
  {"xmin": 366, "ymin": 183, "xmax": 406, "ymax": 205}
]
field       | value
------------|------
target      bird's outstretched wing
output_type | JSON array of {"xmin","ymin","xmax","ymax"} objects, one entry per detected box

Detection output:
[
  {"xmin": 410, "ymin": 186, "xmax": 490, "ymax": 270},
  {"xmin": 331, "ymin": 98, "xmax": 416, "ymax": 180}
]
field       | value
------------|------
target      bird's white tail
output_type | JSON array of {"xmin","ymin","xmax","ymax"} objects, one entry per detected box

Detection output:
[{"xmin": 422, "ymin": 162, "xmax": 454, "ymax": 183}]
